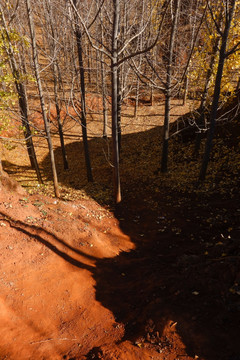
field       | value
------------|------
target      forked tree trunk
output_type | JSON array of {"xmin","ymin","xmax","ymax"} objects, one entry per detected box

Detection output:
[{"xmin": 26, "ymin": 0, "xmax": 60, "ymax": 197}]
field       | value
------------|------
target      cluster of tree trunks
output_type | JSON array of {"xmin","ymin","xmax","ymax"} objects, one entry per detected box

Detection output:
[{"xmin": 0, "ymin": 0, "xmax": 239, "ymax": 202}]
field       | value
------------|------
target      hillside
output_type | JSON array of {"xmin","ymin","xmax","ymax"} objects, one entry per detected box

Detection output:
[{"xmin": 1, "ymin": 94, "xmax": 240, "ymax": 359}]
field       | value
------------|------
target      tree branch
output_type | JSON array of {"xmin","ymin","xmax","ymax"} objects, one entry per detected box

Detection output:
[{"xmin": 116, "ymin": 0, "xmax": 171, "ymax": 67}]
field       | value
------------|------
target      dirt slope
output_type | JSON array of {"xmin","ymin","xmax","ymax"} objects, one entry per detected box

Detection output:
[
  {"xmin": 0, "ymin": 173, "xmax": 134, "ymax": 360},
  {"xmin": 1, "ymin": 170, "xmax": 240, "ymax": 360},
  {"xmin": 1, "ymin": 96, "xmax": 240, "ymax": 359}
]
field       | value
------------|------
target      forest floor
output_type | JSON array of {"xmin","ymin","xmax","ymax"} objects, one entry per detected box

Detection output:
[{"xmin": 0, "ymin": 98, "xmax": 240, "ymax": 360}]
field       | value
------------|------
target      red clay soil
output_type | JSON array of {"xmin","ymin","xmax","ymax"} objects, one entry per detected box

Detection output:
[{"xmin": 0, "ymin": 169, "xmax": 240, "ymax": 360}]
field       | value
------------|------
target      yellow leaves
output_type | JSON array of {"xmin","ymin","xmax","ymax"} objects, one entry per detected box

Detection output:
[{"xmin": 189, "ymin": 4, "xmax": 240, "ymax": 101}]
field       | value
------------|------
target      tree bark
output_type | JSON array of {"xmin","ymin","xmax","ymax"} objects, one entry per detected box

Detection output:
[
  {"xmin": 161, "ymin": 0, "xmax": 181, "ymax": 173},
  {"xmin": 26, "ymin": 0, "xmax": 60, "ymax": 197},
  {"xmin": 53, "ymin": 62, "xmax": 69, "ymax": 170},
  {"xmin": 45, "ymin": 0, "xmax": 69, "ymax": 171},
  {"xmin": 199, "ymin": 0, "xmax": 236, "ymax": 181},
  {"xmin": 99, "ymin": 9, "xmax": 108, "ymax": 138},
  {"xmin": 0, "ymin": 7, "xmax": 43, "ymax": 184},
  {"xmin": 101, "ymin": 52, "xmax": 108, "ymax": 138},
  {"xmin": 111, "ymin": 0, "xmax": 121, "ymax": 203},
  {"xmin": 73, "ymin": 0, "xmax": 93, "ymax": 182},
  {"xmin": 193, "ymin": 37, "xmax": 220, "ymax": 157}
]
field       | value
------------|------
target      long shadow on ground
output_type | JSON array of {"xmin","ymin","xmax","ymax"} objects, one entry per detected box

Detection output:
[
  {"xmin": 93, "ymin": 196, "xmax": 240, "ymax": 360},
  {"xmin": 40, "ymin": 126, "xmax": 240, "ymax": 360}
]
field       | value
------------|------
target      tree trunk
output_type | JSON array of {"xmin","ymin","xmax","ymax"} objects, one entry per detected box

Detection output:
[
  {"xmin": 183, "ymin": 74, "xmax": 188, "ymax": 105},
  {"xmin": 161, "ymin": 0, "xmax": 181, "ymax": 173},
  {"xmin": 73, "ymin": 1, "xmax": 93, "ymax": 182},
  {"xmin": 45, "ymin": 0, "xmax": 69, "ymax": 170},
  {"xmin": 161, "ymin": 89, "xmax": 170, "ymax": 172},
  {"xmin": 26, "ymin": 0, "xmax": 60, "ymax": 197},
  {"xmin": 134, "ymin": 75, "xmax": 140, "ymax": 117},
  {"xmin": 0, "ymin": 7, "xmax": 43, "ymax": 184},
  {"xmin": 111, "ymin": 0, "xmax": 121, "ymax": 203},
  {"xmin": 101, "ymin": 52, "xmax": 108, "ymax": 138},
  {"xmin": 199, "ymin": 0, "xmax": 236, "ymax": 181},
  {"xmin": 117, "ymin": 67, "xmax": 122, "ymax": 154},
  {"xmin": 17, "ymin": 82, "xmax": 43, "ymax": 183},
  {"xmin": 193, "ymin": 38, "xmax": 220, "ymax": 157},
  {"xmin": 53, "ymin": 62, "xmax": 69, "ymax": 170}
]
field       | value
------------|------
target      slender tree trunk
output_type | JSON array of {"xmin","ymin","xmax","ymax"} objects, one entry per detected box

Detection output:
[
  {"xmin": 161, "ymin": 0, "xmax": 181, "ymax": 173},
  {"xmin": 17, "ymin": 82, "xmax": 43, "ymax": 183},
  {"xmin": 183, "ymin": 74, "xmax": 188, "ymax": 105},
  {"xmin": 134, "ymin": 43, "xmax": 144, "ymax": 117},
  {"xmin": 87, "ymin": 42, "xmax": 92, "ymax": 84},
  {"xmin": 111, "ymin": 0, "xmax": 121, "ymax": 203},
  {"xmin": 199, "ymin": 0, "xmax": 236, "ymax": 181},
  {"xmin": 26, "ymin": 0, "xmax": 60, "ymax": 197},
  {"xmin": 193, "ymin": 38, "xmax": 220, "ymax": 157},
  {"xmin": 73, "ymin": 1, "xmax": 93, "ymax": 182},
  {"xmin": 134, "ymin": 76, "xmax": 140, "ymax": 117},
  {"xmin": 45, "ymin": 0, "xmax": 69, "ymax": 170},
  {"xmin": 101, "ymin": 52, "xmax": 108, "ymax": 138},
  {"xmin": 117, "ymin": 67, "xmax": 122, "ymax": 153},
  {"xmin": 52, "ymin": 61, "xmax": 69, "ymax": 170},
  {"xmin": 161, "ymin": 89, "xmax": 170, "ymax": 172},
  {"xmin": 0, "ymin": 8, "xmax": 43, "ymax": 183},
  {"xmin": 99, "ymin": 11, "xmax": 108, "ymax": 138},
  {"xmin": 150, "ymin": 84, "xmax": 154, "ymax": 106}
]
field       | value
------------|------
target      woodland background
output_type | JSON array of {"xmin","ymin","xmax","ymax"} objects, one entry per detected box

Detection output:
[{"xmin": 0, "ymin": 0, "xmax": 240, "ymax": 202}]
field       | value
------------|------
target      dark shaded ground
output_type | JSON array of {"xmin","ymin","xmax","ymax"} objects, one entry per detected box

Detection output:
[{"xmin": 87, "ymin": 187, "xmax": 240, "ymax": 360}]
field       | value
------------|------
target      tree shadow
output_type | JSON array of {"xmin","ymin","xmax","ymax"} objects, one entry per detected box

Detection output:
[
  {"xmin": 40, "ymin": 126, "xmax": 163, "ymax": 205},
  {"xmin": 0, "ymin": 210, "xmax": 96, "ymax": 271},
  {"xmin": 92, "ymin": 200, "xmax": 240, "ymax": 360},
  {"xmin": 8, "ymin": 124, "xmax": 240, "ymax": 359}
]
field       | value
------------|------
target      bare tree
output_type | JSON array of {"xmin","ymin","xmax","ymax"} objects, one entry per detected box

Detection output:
[
  {"xmin": 70, "ymin": 0, "xmax": 168, "ymax": 203},
  {"xmin": 161, "ymin": 0, "xmax": 181, "ymax": 173},
  {"xmin": 199, "ymin": 0, "xmax": 239, "ymax": 180},
  {"xmin": 25, "ymin": 0, "xmax": 60, "ymax": 197},
  {"xmin": 71, "ymin": 0, "xmax": 93, "ymax": 182},
  {"xmin": 134, "ymin": 0, "xmax": 206, "ymax": 172},
  {"xmin": 0, "ymin": 3, "xmax": 43, "ymax": 183},
  {"xmin": 42, "ymin": 0, "xmax": 69, "ymax": 171}
]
